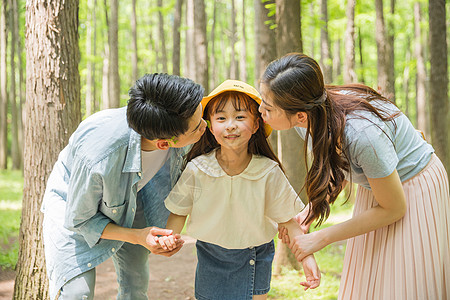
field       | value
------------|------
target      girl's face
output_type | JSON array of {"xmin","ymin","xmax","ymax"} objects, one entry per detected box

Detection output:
[
  {"xmin": 209, "ymin": 100, "xmax": 259, "ymax": 152},
  {"xmin": 259, "ymin": 84, "xmax": 305, "ymax": 130}
]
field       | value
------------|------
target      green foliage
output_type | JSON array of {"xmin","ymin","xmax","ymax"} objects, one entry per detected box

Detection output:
[{"xmin": 0, "ymin": 170, "xmax": 23, "ymax": 269}]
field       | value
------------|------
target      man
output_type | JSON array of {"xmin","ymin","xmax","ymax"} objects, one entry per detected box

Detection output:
[{"xmin": 42, "ymin": 73, "xmax": 207, "ymax": 299}]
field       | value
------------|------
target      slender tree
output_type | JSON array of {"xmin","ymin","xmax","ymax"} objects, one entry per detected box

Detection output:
[
  {"xmin": 131, "ymin": 0, "xmax": 138, "ymax": 81},
  {"xmin": 102, "ymin": 0, "xmax": 110, "ymax": 109},
  {"xmin": 414, "ymin": 2, "xmax": 428, "ymax": 137},
  {"xmin": 0, "ymin": 0, "xmax": 7, "ymax": 169},
  {"xmin": 9, "ymin": 0, "xmax": 21, "ymax": 169},
  {"xmin": 386, "ymin": 0, "xmax": 396, "ymax": 101},
  {"xmin": 108, "ymin": 0, "xmax": 120, "ymax": 108},
  {"xmin": 85, "ymin": 0, "xmax": 95, "ymax": 116},
  {"xmin": 172, "ymin": 0, "xmax": 183, "ymax": 76},
  {"xmin": 157, "ymin": 0, "xmax": 167, "ymax": 73},
  {"xmin": 358, "ymin": 27, "xmax": 365, "ymax": 83},
  {"xmin": 14, "ymin": 1, "xmax": 81, "ymax": 298},
  {"xmin": 239, "ymin": 0, "xmax": 247, "ymax": 82},
  {"xmin": 194, "ymin": 0, "xmax": 208, "ymax": 91},
  {"xmin": 429, "ymin": 0, "xmax": 448, "ymax": 171},
  {"xmin": 209, "ymin": 0, "xmax": 217, "ymax": 88},
  {"xmin": 13, "ymin": 0, "xmax": 24, "ymax": 161},
  {"xmin": 229, "ymin": 0, "xmax": 238, "ymax": 79},
  {"xmin": 320, "ymin": 0, "xmax": 332, "ymax": 83},
  {"xmin": 185, "ymin": 0, "xmax": 195, "ymax": 80},
  {"xmin": 375, "ymin": 0, "xmax": 390, "ymax": 97},
  {"xmin": 332, "ymin": 39, "xmax": 341, "ymax": 81},
  {"xmin": 343, "ymin": 0, "xmax": 356, "ymax": 83}
]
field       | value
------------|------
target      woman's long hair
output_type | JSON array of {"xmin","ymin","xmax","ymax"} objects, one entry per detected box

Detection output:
[
  {"xmin": 262, "ymin": 53, "xmax": 400, "ymax": 226},
  {"xmin": 187, "ymin": 91, "xmax": 282, "ymax": 169}
]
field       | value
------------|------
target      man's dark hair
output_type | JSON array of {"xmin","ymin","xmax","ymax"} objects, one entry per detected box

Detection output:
[{"xmin": 127, "ymin": 73, "xmax": 204, "ymax": 140}]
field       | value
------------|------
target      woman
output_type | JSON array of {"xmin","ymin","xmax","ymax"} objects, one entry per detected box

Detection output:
[{"xmin": 258, "ymin": 53, "xmax": 449, "ymax": 300}]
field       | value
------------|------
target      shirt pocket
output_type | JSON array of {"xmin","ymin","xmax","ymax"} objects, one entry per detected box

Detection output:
[{"xmin": 99, "ymin": 201, "xmax": 128, "ymax": 225}]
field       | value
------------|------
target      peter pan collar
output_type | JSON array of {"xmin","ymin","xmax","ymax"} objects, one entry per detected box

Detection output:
[{"xmin": 191, "ymin": 149, "xmax": 278, "ymax": 180}]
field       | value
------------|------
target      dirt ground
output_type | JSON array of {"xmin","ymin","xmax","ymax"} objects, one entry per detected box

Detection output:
[{"xmin": 0, "ymin": 236, "xmax": 197, "ymax": 300}]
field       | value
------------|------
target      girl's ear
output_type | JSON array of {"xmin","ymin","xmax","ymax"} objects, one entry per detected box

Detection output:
[{"xmin": 252, "ymin": 118, "xmax": 260, "ymax": 134}]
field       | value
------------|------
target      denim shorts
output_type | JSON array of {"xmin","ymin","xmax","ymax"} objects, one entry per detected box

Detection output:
[{"xmin": 195, "ymin": 240, "xmax": 275, "ymax": 300}]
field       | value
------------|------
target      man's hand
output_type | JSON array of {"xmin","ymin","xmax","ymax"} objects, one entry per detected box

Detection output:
[{"xmin": 142, "ymin": 227, "xmax": 184, "ymax": 257}]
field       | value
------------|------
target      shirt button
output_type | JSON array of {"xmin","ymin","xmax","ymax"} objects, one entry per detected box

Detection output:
[
  {"xmin": 63, "ymin": 277, "xmax": 67, "ymax": 282},
  {"xmin": 249, "ymin": 259, "xmax": 255, "ymax": 266},
  {"xmin": 132, "ymin": 208, "xmax": 135, "ymax": 213},
  {"xmin": 87, "ymin": 263, "xmax": 92, "ymax": 267},
  {"xmin": 112, "ymin": 209, "xmax": 117, "ymax": 214},
  {"xmin": 138, "ymin": 172, "xmax": 142, "ymax": 177},
  {"xmin": 111, "ymin": 248, "xmax": 115, "ymax": 253}
]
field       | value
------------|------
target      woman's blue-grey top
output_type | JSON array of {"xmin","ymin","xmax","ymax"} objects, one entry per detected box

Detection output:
[{"xmin": 295, "ymin": 100, "xmax": 434, "ymax": 189}]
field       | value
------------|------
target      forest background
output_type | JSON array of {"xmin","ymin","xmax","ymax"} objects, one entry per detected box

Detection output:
[{"xmin": 0, "ymin": 0, "xmax": 448, "ymax": 299}]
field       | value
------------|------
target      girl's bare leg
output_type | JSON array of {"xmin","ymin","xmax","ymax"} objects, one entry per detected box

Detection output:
[{"xmin": 253, "ymin": 294, "xmax": 267, "ymax": 300}]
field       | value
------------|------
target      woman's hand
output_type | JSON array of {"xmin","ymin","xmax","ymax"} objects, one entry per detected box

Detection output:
[
  {"xmin": 142, "ymin": 227, "xmax": 184, "ymax": 256},
  {"xmin": 289, "ymin": 230, "xmax": 328, "ymax": 262},
  {"xmin": 278, "ymin": 204, "xmax": 312, "ymax": 244}
]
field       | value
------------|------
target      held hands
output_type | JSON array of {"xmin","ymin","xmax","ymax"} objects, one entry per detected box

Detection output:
[
  {"xmin": 279, "ymin": 225, "xmax": 327, "ymax": 263},
  {"xmin": 139, "ymin": 227, "xmax": 184, "ymax": 257}
]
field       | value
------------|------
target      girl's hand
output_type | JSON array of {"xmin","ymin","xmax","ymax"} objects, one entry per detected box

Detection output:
[
  {"xmin": 155, "ymin": 234, "xmax": 179, "ymax": 251},
  {"xmin": 300, "ymin": 254, "xmax": 321, "ymax": 290},
  {"xmin": 289, "ymin": 231, "xmax": 327, "ymax": 262}
]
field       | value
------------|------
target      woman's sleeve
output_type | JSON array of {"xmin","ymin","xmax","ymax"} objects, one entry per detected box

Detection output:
[
  {"xmin": 164, "ymin": 162, "xmax": 197, "ymax": 216},
  {"xmin": 265, "ymin": 166, "xmax": 305, "ymax": 223},
  {"xmin": 350, "ymin": 122, "xmax": 399, "ymax": 179}
]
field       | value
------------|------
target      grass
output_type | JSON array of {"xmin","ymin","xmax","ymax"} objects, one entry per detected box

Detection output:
[
  {"xmin": 0, "ymin": 170, "xmax": 23, "ymax": 269},
  {"xmin": 268, "ymin": 195, "xmax": 354, "ymax": 299}
]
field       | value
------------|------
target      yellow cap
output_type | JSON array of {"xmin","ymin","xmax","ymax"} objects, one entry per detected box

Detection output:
[{"xmin": 201, "ymin": 80, "xmax": 272, "ymax": 137}]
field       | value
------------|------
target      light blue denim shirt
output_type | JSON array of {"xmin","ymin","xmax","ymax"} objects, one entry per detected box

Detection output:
[{"xmin": 41, "ymin": 107, "xmax": 188, "ymax": 298}]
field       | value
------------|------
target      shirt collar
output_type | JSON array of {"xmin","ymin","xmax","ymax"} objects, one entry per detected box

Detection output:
[{"xmin": 191, "ymin": 149, "xmax": 278, "ymax": 180}]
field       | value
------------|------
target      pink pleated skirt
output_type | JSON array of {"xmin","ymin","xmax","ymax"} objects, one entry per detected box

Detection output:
[{"xmin": 339, "ymin": 154, "xmax": 450, "ymax": 300}]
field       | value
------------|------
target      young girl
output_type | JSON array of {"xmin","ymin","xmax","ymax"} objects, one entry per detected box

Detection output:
[
  {"xmin": 260, "ymin": 53, "xmax": 449, "ymax": 300},
  {"xmin": 157, "ymin": 80, "xmax": 320, "ymax": 300}
]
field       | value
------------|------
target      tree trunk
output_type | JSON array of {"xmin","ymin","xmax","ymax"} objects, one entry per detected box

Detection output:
[
  {"xmin": 86, "ymin": 0, "xmax": 95, "ymax": 116},
  {"xmin": 14, "ymin": 0, "xmax": 24, "ymax": 163},
  {"xmin": 9, "ymin": 0, "xmax": 20, "ymax": 170},
  {"xmin": 375, "ymin": 0, "xmax": 389, "ymax": 97},
  {"xmin": 414, "ymin": 2, "xmax": 428, "ymax": 138},
  {"xmin": 172, "ymin": 0, "xmax": 183, "ymax": 76},
  {"xmin": 13, "ymin": 1, "xmax": 81, "ymax": 298},
  {"xmin": 194, "ymin": 0, "xmax": 208, "ymax": 91},
  {"xmin": 108, "ymin": 0, "xmax": 120, "ymax": 108},
  {"xmin": 320, "ymin": 0, "xmax": 332, "ymax": 83},
  {"xmin": 386, "ymin": 0, "xmax": 396, "ymax": 101},
  {"xmin": 157, "ymin": 0, "xmax": 167, "ymax": 73},
  {"xmin": 402, "ymin": 38, "xmax": 411, "ymax": 118},
  {"xmin": 343, "ymin": 0, "xmax": 356, "ymax": 83},
  {"xmin": 254, "ymin": 0, "xmax": 277, "ymax": 152},
  {"xmin": 131, "ymin": 0, "xmax": 138, "ymax": 81},
  {"xmin": 429, "ymin": 0, "xmax": 448, "ymax": 172},
  {"xmin": 273, "ymin": 0, "xmax": 305, "ymax": 275},
  {"xmin": 209, "ymin": 0, "xmax": 216, "ymax": 88},
  {"xmin": 185, "ymin": 0, "xmax": 195, "ymax": 80},
  {"xmin": 239, "ymin": 0, "xmax": 247, "ymax": 82},
  {"xmin": 358, "ymin": 26, "xmax": 365, "ymax": 83},
  {"xmin": 0, "ymin": 0, "xmax": 7, "ymax": 169},
  {"xmin": 102, "ymin": 0, "xmax": 109, "ymax": 109},
  {"xmin": 333, "ymin": 39, "xmax": 341, "ymax": 82},
  {"xmin": 229, "ymin": 0, "xmax": 238, "ymax": 79}
]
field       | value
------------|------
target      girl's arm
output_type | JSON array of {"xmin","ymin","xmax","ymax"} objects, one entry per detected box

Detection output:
[
  {"xmin": 279, "ymin": 219, "xmax": 321, "ymax": 289},
  {"xmin": 289, "ymin": 170, "xmax": 406, "ymax": 261},
  {"xmin": 156, "ymin": 213, "xmax": 187, "ymax": 251}
]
